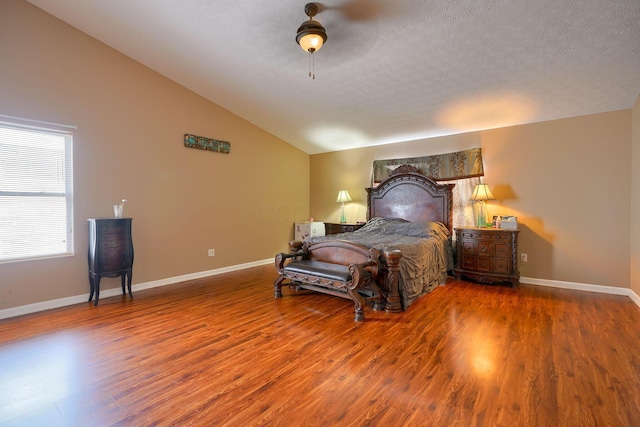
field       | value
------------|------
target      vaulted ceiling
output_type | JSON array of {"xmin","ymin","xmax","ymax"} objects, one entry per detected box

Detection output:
[{"xmin": 26, "ymin": 0, "xmax": 640, "ymax": 154}]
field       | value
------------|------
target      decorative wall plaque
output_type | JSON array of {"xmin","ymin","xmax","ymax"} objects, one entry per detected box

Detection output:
[{"xmin": 184, "ymin": 134, "xmax": 231, "ymax": 154}]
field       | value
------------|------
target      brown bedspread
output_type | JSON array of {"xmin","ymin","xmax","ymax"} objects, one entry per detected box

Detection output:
[{"xmin": 309, "ymin": 218, "xmax": 452, "ymax": 308}]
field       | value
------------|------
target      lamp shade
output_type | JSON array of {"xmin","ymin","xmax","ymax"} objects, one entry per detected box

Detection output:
[
  {"xmin": 336, "ymin": 190, "xmax": 352, "ymax": 204},
  {"xmin": 469, "ymin": 184, "xmax": 495, "ymax": 201}
]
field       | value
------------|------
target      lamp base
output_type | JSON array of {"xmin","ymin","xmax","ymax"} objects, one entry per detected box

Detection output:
[
  {"xmin": 340, "ymin": 204, "xmax": 347, "ymax": 223},
  {"xmin": 475, "ymin": 201, "xmax": 488, "ymax": 228}
]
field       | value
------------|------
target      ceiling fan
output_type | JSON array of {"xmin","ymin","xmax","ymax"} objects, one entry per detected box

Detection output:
[
  {"xmin": 316, "ymin": 0, "xmax": 387, "ymax": 22},
  {"xmin": 295, "ymin": 0, "xmax": 391, "ymax": 78}
]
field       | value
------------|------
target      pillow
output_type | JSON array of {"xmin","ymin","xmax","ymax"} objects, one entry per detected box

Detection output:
[
  {"xmin": 354, "ymin": 217, "xmax": 408, "ymax": 233},
  {"xmin": 381, "ymin": 221, "xmax": 436, "ymax": 238}
]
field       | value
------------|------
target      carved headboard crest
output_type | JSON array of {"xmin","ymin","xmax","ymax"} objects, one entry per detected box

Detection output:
[{"xmin": 390, "ymin": 164, "xmax": 422, "ymax": 176}]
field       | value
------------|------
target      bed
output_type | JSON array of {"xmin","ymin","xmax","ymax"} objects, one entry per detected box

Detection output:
[{"xmin": 308, "ymin": 165, "xmax": 455, "ymax": 311}]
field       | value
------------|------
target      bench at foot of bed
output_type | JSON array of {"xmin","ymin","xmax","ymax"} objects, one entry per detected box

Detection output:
[{"xmin": 274, "ymin": 240, "xmax": 385, "ymax": 322}]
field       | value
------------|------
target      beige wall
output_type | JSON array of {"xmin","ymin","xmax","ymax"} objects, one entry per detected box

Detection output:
[
  {"xmin": 631, "ymin": 93, "xmax": 640, "ymax": 295},
  {"xmin": 0, "ymin": 0, "xmax": 309, "ymax": 309},
  {"xmin": 311, "ymin": 110, "xmax": 632, "ymax": 288}
]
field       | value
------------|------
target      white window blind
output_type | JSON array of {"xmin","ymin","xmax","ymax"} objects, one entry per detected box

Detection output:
[{"xmin": 0, "ymin": 121, "xmax": 74, "ymax": 262}]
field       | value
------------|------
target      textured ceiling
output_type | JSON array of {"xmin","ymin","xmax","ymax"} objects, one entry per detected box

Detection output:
[{"xmin": 26, "ymin": 0, "xmax": 640, "ymax": 154}]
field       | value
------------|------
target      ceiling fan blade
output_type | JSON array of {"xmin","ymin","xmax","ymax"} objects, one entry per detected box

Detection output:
[{"xmin": 317, "ymin": 0, "xmax": 389, "ymax": 22}]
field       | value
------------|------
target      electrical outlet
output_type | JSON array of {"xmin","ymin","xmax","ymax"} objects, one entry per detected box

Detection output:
[
  {"xmin": 521, "ymin": 253, "xmax": 527, "ymax": 263},
  {"xmin": 208, "ymin": 249, "xmax": 215, "ymax": 257}
]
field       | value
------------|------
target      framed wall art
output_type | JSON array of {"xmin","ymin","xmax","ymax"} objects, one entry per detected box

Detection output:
[{"xmin": 184, "ymin": 133, "xmax": 231, "ymax": 154}]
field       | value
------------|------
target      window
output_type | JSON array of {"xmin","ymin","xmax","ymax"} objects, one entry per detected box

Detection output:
[{"xmin": 0, "ymin": 121, "xmax": 74, "ymax": 262}]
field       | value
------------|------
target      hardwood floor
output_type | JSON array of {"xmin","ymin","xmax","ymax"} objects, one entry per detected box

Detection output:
[{"xmin": 1, "ymin": 265, "xmax": 640, "ymax": 426}]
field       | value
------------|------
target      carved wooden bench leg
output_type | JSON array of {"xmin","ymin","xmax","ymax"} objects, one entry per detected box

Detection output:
[
  {"xmin": 346, "ymin": 287, "xmax": 366, "ymax": 322},
  {"xmin": 347, "ymin": 263, "xmax": 372, "ymax": 322},
  {"xmin": 370, "ymin": 278, "xmax": 385, "ymax": 311},
  {"xmin": 372, "ymin": 298, "xmax": 385, "ymax": 311},
  {"xmin": 274, "ymin": 275, "xmax": 285, "ymax": 298}
]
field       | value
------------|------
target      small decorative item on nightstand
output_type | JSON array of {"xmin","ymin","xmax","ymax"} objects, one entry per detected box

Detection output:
[
  {"xmin": 500, "ymin": 215, "xmax": 518, "ymax": 229},
  {"xmin": 454, "ymin": 226, "xmax": 519, "ymax": 286},
  {"xmin": 113, "ymin": 199, "xmax": 126, "ymax": 218}
]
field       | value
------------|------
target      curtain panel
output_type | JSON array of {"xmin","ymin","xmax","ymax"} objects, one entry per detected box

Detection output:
[{"xmin": 371, "ymin": 148, "xmax": 483, "ymax": 184}]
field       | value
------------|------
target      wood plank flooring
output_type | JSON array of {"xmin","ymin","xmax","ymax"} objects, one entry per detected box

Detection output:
[{"xmin": 1, "ymin": 265, "xmax": 640, "ymax": 426}]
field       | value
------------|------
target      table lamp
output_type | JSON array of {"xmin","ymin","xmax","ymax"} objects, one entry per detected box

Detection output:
[{"xmin": 470, "ymin": 184, "xmax": 494, "ymax": 227}]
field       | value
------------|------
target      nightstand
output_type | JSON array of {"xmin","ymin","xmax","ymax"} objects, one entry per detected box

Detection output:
[
  {"xmin": 324, "ymin": 222, "xmax": 365, "ymax": 235},
  {"xmin": 454, "ymin": 227, "xmax": 519, "ymax": 286}
]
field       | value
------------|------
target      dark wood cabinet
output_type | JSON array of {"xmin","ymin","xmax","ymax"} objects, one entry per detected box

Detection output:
[
  {"xmin": 88, "ymin": 218, "xmax": 134, "ymax": 305},
  {"xmin": 454, "ymin": 227, "xmax": 519, "ymax": 286},
  {"xmin": 324, "ymin": 222, "xmax": 365, "ymax": 235}
]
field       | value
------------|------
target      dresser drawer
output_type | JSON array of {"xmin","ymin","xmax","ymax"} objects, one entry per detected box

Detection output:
[
  {"xmin": 460, "ymin": 231, "xmax": 510, "ymax": 241},
  {"xmin": 100, "ymin": 249, "xmax": 130, "ymax": 272},
  {"xmin": 476, "ymin": 257, "xmax": 493, "ymax": 272},
  {"xmin": 461, "ymin": 240, "xmax": 476, "ymax": 254},
  {"xmin": 494, "ymin": 258, "xmax": 511, "ymax": 274},
  {"xmin": 494, "ymin": 242, "xmax": 510, "ymax": 258},
  {"xmin": 477, "ymin": 241, "xmax": 492, "ymax": 257},
  {"xmin": 101, "ymin": 225, "xmax": 130, "ymax": 235},
  {"xmin": 99, "ymin": 233, "xmax": 130, "ymax": 248},
  {"xmin": 461, "ymin": 255, "xmax": 476, "ymax": 270}
]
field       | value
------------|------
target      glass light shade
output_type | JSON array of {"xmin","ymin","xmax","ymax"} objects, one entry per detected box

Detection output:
[
  {"xmin": 336, "ymin": 190, "xmax": 352, "ymax": 203},
  {"xmin": 469, "ymin": 184, "xmax": 495, "ymax": 201},
  {"xmin": 299, "ymin": 33, "xmax": 324, "ymax": 52}
]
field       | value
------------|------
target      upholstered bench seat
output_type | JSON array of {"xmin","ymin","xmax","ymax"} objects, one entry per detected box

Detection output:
[{"xmin": 284, "ymin": 260, "xmax": 354, "ymax": 282}]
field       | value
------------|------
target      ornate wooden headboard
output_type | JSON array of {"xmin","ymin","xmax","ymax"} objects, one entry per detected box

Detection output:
[{"xmin": 365, "ymin": 165, "xmax": 455, "ymax": 234}]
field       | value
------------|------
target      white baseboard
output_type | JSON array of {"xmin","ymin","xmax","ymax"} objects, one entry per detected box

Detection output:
[
  {"xmin": 0, "ymin": 258, "xmax": 273, "ymax": 320},
  {"xmin": 1, "ymin": 266, "xmax": 637, "ymax": 320},
  {"xmin": 628, "ymin": 290, "xmax": 640, "ymax": 307},
  {"xmin": 521, "ymin": 276, "xmax": 640, "ymax": 307}
]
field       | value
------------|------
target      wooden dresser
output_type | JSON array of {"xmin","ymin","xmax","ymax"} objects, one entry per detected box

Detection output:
[
  {"xmin": 87, "ymin": 218, "xmax": 134, "ymax": 305},
  {"xmin": 454, "ymin": 227, "xmax": 519, "ymax": 286},
  {"xmin": 324, "ymin": 222, "xmax": 365, "ymax": 235}
]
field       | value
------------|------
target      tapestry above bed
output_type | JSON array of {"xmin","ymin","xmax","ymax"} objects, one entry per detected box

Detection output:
[{"xmin": 372, "ymin": 148, "xmax": 484, "ymax": 184}]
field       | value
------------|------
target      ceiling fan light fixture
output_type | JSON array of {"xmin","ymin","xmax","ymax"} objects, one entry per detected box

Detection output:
[{"xmin": 296, "ymin": 3, "xmax": 327, "ymax": 53}]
